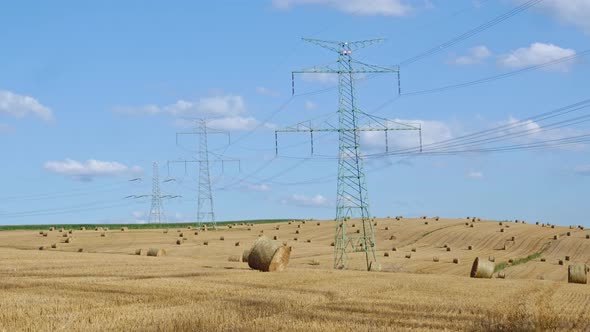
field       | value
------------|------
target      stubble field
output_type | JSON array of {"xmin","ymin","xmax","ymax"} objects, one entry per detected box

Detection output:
[{"xmin": 0, "ymin": 217, "xmax": 589, "ymax": 331}]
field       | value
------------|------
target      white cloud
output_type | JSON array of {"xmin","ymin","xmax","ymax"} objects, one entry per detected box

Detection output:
[
  {"xmin": 301, "ymin": 72, "xmax": 338, "ymax": 84},
  {"xmin": 498, "ymin": 43, "xmax": 576, "ymax": 72},
  {"xmin": 534, "ymin": 0, "xmax": 590, "ymax": 34},
  {"xmin": 113, "ymin": 94, "xmax": 246, "ymax": 117},
  {"xmin": 272, "ymin": 0, "xmax": 414, "ymax": 16},
  {"xmin": 304, "ymin": 100, "xmax": 317, "ymax": 110},
  {"xmin": 498, "ymin": 116, "xmax": 586, "ymax": 150},
  {"xmin": 208, "ymin": 116, "xmax": 260, "ymax": 131},
  {"xmin": 574, "ymin": 165, "xmax": 590, "ymax": 175},
  {"xmin": 256, "ymin": 86, "xmax": 280, "ymax": 97},
  {"xmin": 362, "ymin": 119, "xmax": 453, "ymax": 151},
  {"xmin": 467, "ymin": 171, "xmax": 484, "ymax": 179},
  {"xmin": 0, "ymin": 90, "xmax": 53, "ymax": 121},
  {"xmin": 281, "ymin": 194, "xmax": 331, "ymax": 207},
  {"xmin": 44, "ymin": 159, "xmax": 143, "ymax": 181},
  {"xmin": 451, "ymin": 46, "xmax": 491, "ymax": 65}
]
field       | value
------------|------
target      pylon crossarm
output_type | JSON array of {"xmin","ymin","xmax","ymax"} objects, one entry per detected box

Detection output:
[
  {"xmin": 302, "ymin": 38, "xmax": 385, "ymax": 53},
  {"xmin": 349, "ymin": 59, "xmax": 399, "ymax": 73}
]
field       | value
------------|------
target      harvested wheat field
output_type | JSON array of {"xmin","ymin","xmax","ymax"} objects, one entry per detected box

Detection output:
[{"xmin": 0, "ymin": 217, "xmax": 589, "ymax": 331}]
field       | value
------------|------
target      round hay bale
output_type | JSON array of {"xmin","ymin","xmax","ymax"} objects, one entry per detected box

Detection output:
[
  {"xmin": 62, "ymin": 234, "xmax": 68, "ymax": 238},
  {"xmin": 187, "ymin": 226, "xmax": 193, "ymax": 230},
  {"xmin": 38, "ymin": 231, "xmax": 44, "ymax": 235},
  {"xmin": 42, "ymin": 233, "xmax": 48, "ymax": 237},
  {"xmin": 179, "ymin": 233, "xmax": 184, "ymax": 237},
  {"xmin": 275, "ymin": 226, "xmax": 280, "ymax": 230},
  {"xmin": 443, "ymin": 244, "xmax": 448, "ymax": 248},
  {"xmin": 586, "ymin": 234, "xmax": 590, "ymax": 239},
  {"xmin": 536, "ymin": 221, "xmax": 539, "ymax": 225},
  {"xmin": 500, "ymin": 228, "xmax": 505, "ymax": 233},
  {"xmin": 147, "ymin": 248, "xmax": 166, "ymax": 257},
  {"xmin": 65, "ymin": 237, "xmax": 73, "ymax": 244},
  {"xmin": 465, "ymin": 222, "xmax": 469, "ymax": 226},
  {"xmin": 541, "ymin": 258, "xmax": 546, "ymax": 262},
  {"xmin": 51, "ymin": 243, "xmax": 57, "ymax": 248},
  {"xmin": 317, "ymin": 222, "xmax": 321, "ymax": 226},
  {"xmin": 510, "ymin": 236, "xmax": 516, "ymax": 241},
  {"xmin": 567, "ymin": 232, "xmax": 571, "ymax": 236},
  {"xmin": 135, "ymin": 249, "xmax": 145, "ymax": 255},
  {"xmin": 242, "ymin": 249, "xmax": 251, "ymax": 263},
  {"xmin": 176, "ymin": 239, "xmax": 182, "ymax": 245},
  {"xmin": 203, "ymin": 241, "xmax": 209, "ymax": 246},
  {"xmin": 49, "ymin": 227, "xmax": 55, "ymax": 231},
  {"xmin": 293, "ymin": 237, "xmax": 298, "ymax": 241},
  {"xmin": 288, "ymin": 221, "xmax": 292, "ymax": 225},
  {"xmin": 488, "ymin": 256, "xmax": 495, "ymax": 262},
  {"xmin": 470, "ymin": 224, "xmax": 474, "ymax": 228},
  {"xmin": 77, "ymin": 248, "xmax": 84, "ymax": 252},
  {"xmin": 220, "ymin": 236, "xmax": 225, "ymax": 241},
  {"xmin": 554, "ymin": 235, "xmax": 559, "ymax": 240},
  {"xmin": 559, "ymin": 259, "xmax": 564, "ymax": 266},
  {"xmin": 68, "ymin": 230, "xmax": 73, "ymax": 234},
  {"xmin": 295, "ymin": 230, "xmax": 300, "ymax": 234},
  {"xmin": 468, "ymin": 245, "xmax": 473, "ymax": 250},
  {"xmin": 194, "ymin": 231, "xmax": 199, "ymax": 235},
  {"xmin": 351, "ymin": 224, "xmax": 356, "ymax": 228},
  {"xmin": 499, "ymin": 222, "xmax": 503, "ymax": 226},
  {"xmin": 39, "ymin": 246, "xmax": 46, "ymax": 250},
  {"xmin": 405, "ymin": 254, "xmax": 411, "ymax": 259},
  {"xmin": 273, "ymin": 235, "xmax": 278, "ymax": 240},
  {"xmin": 306, "ymin": 239, "xmax": 311, "ymax": 243},
  {"xmin": 247, "ymin": 236, "xmax": 291, "ymax": 272},
  {"xmin": 433, "ymin": 256, "xmax": 439, "ymax": 262},
  {"xmin": 235, "ymin": 242, "xmax": 240, "ymax": 246},
  {"xmin": 330, "ymin": 242, "xmax": 335, "ymax": 247},
  {"xmin": 470, "ymin": 257, "xmax": 495, "ymax": 278},
  {"xmin": 101, "ymin": 232, "xmax": 107, "ymax": 237},
  {"xmin": 446, "ymin": 247, "xmax": 451, "ymax": 252},
  {"xmin": 389, "ymin": 235, "xmax": 395, "ymax": 240},
  {"xmin": 297, "ymin": 225, "xmax": 301, "ymax": 229},
  {"xmin": 121, "ymin": 227, "xmax": 128, "ymax": 231},
  {"xmin": 385, "ymin": 227, "xmax": 389, "ymax": 230},
  {"xmin": 373, "ymin": 222, "xmax": 377, "ymax": 226},
  {"xmin": 508, "ymin": 258, "xmax": 514, "ymax": 264},
  {"xmin": 356, "ymin": 229, "xmax": 360, "ymax": 234},
  {"xmin": 453, "ymin": 258, "xmax": 460, "ymax": 264},
  {"xmin": 551, "ymin": 225, "xmax": 555, "ymax": 229},
  {"xmin": 59, "ymin": 228, "xmax": 64, "ymax": 232},
  {"xmin": 384, "ymin": 252, "xmax": 389, "ymax": 257},
  {"xmin": 247, "ymin": 227, "xmax": 252, "ymax": 231},
  {"xmin": 80, "ymin": 227, "xmax": 86, "ymax": 231},
  {"xmin": 392, "ymin": 247, "xmax": 397, "ymax": 251},
  {"xmin": 565, "ymin": 256, "xmax": 570, "ymax": 261},
  {"xmin": 163, "ymin": 229, "xmax": 169, "ymax": 234},
  {"xmin": 498, "ymin": 272, "xmax": 506, "ymax": 279},
  {"xmin": 411, "ymin": 248, "xmax": 417, "ymax": 252},
  {"xmin": 434, "ymin": 217, "xmax": 440, "ymax": 221},
  {"xmin": 568, "ymin": 264, "xmax": 588, "ymax": 284}
]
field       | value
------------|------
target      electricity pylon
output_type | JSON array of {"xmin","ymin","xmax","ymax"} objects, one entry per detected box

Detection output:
[
  {"xmin": 126, "ymin": 162, "xmax": 180, "ymax": 224},
  {"xmin": 169, "ymin": 119, "xmax": 240, "ymax": 229},
  {"xmin": 276, "ymin": 38, "xmax": 421, "ymax": 271}
]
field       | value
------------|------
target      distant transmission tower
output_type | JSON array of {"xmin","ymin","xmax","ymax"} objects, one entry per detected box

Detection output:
[
  {"xmin": 276, "ymin": 38, "xmax": 421, "ymax": 271},
  {"xmin": 169, "ymin": 119, "xmax": 240, "ymax": 229},
  {"xmin": 126, "ymin": 162, "xmax": 180, "ymax": 224},
  {"xmin": 148, "ymin": 162, "xmax": 164, "ymax": 223}
]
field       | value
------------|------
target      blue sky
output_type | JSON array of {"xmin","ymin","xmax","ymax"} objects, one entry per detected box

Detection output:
[{"xmin": 1, "ymin": 0, "xmax": 590, "ymax": 226}]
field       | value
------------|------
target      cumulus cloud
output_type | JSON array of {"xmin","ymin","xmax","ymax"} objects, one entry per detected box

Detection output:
[
  {"xmin": 281, "ymin": 194, "xmax": 331, "ymax": 207},
  {"xmin": 498, "ymin": 43, "xmax": 576, "ymax": 72},
  {"xmin": 451, "ymin": 46, "xmax": 491, "ymax": 65},
  {"xmin": 256, "ymin": 86, "xmax": 280, "ymax": 97},
  {"xmin": 362, "ymin": 119, "xmax": 453, "ymax": 151},
  {"xmin": 272, "ymin": 0, "xmax": 415, "ymax": 16},
  {"xmin": 44, "ymin": 159, "xmax": 143, "ymax": 181},
  {"xmin": 497, "ymin": 116, "xmax": 586, "ymax": 150},
  {"xmin": 113, "ymin": 94, "xmax": 246, "ymax": 117},
  {"xmin": 131, "ymin": 211, "xmax": 145, "ymax": 219},
  {"xmin": 0, "ymin": 90, "xmax": 54, "ymax": 121},
  {"xmin": 466, "ymin": 171, "xmax": 484, "ymax": 179},
  {"xmin": 534, "ymin": 0, "xmax": 590, "ymax": 33}
]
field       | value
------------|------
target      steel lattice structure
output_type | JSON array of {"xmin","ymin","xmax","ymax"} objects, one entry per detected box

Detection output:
[
  {"xmin": 276, "ymin": 38, "xmax": 421, "ymax": 271},
  {"xmin": 169, "ymin": 119, "xmax": 239, "ymax": 229},
  {"xmin": 148, "ymin": 162, "xmax": 165, "ymax": 224}
]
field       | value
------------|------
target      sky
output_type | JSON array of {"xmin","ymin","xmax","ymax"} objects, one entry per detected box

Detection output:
[{"xmin": 1, "ymin": 0, "xmax": 590, "ymax": 226}]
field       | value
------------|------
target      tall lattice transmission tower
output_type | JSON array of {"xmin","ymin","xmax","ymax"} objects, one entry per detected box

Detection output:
[
  {"xmin": 169, "ymin": 119, "xmax": 239, "ymax": 229},
  {"xmin": 148, "ymin": 162, "xmax": 165, "ymax": 224},
  {"xmin": 275, "ymin": 38, "xmax": 421, "ymax": 271}
]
